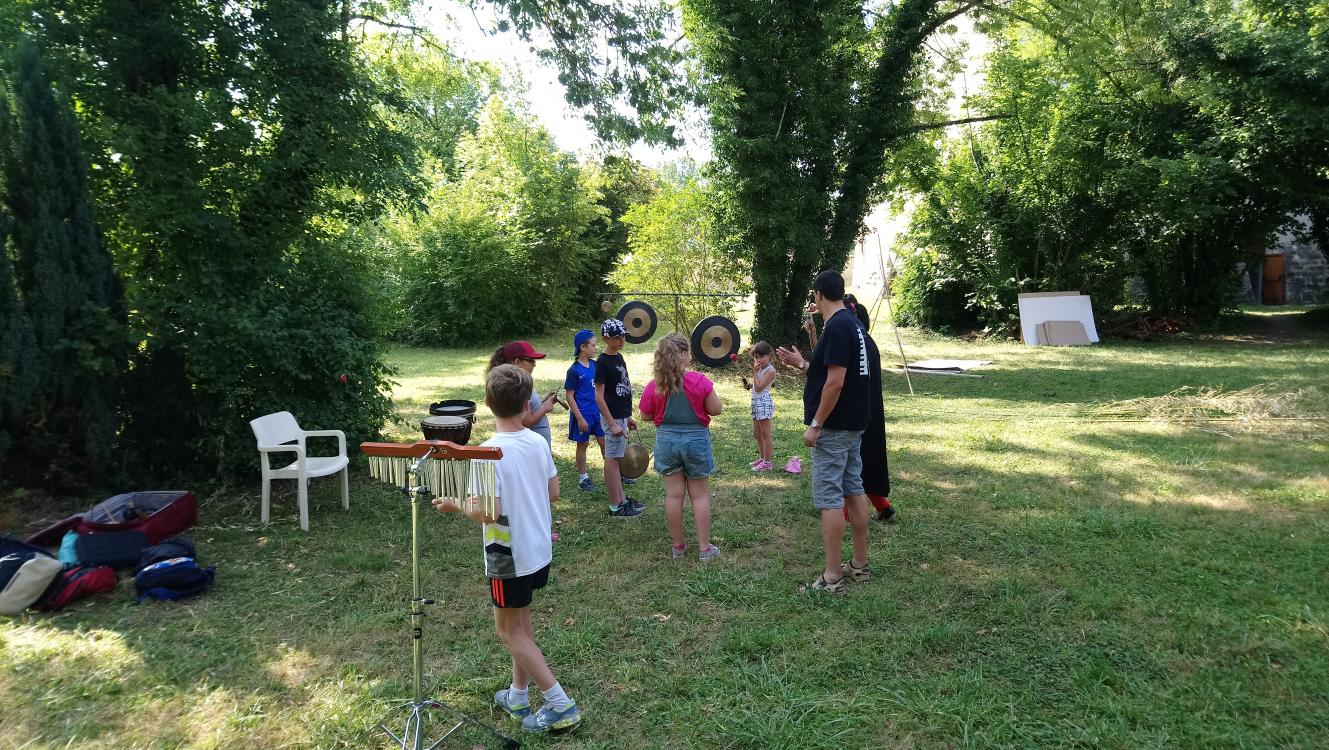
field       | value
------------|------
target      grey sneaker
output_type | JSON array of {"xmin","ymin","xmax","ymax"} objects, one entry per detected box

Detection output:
[
  {"xmin": 625, "ymin": 496, "xmax": 645, "ymax": 510},
  {"xmin": 494, "ymin": 689, "xmax": 530, "ymax": 720},
  {"xmin": 671, "ymin": 544, "xmax": 687, "ymax": 559},
  {"xmin": 699, "ymin": 544, "xmax": 721, "ymax": 561},
  {"xmin": 521, "ymin": 702, "xmax": 581, "ymax": 733},
  {"xmin": 578, "ymin": 476, "xmax": 596, "ymax": 493},
  {"xmin": 622, "ymin": 477, "xmax": 638, "ymax": 485},
  {"xmin": 609, "ymin": 503, "xmax": 642, "ymax": 517}
]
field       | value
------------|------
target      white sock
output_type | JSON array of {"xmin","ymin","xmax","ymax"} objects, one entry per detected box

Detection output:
[
  {"xmin": 580, "ymin": 473, "xmax": 589, "ymax": 481},
  {"xmin": 508, "ymin": 685, "xmax": 528, "ymax": 705},
  {"xmin": 541, "ymin": 682, "xmax": 573, "ymax": 711}
]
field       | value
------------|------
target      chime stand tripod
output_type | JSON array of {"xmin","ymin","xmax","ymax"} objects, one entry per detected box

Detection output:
[{"xmin": 377, "ymin": 449, "xmax": 519, "ymax": 750}]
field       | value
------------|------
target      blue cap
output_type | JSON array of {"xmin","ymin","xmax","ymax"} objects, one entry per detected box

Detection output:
[{"xmin": 574, "ymin": 328, "xmax": 594, "ymax": 354}]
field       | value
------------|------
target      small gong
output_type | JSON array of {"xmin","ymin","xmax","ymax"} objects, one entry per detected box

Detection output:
[
  {"xmin": 620, "ymin": 442, "xmax": 651, "ymax": 480},
  {"xmin": 691, "ymin": 315, "xmax": 741, "ymax": 367},
  {"xmin": 601, "ymin": 299, "xmax": 614, "ymax": 313},
  {"xmin": 615, "ymin": 300, "xmax": 658, "ymax": 344}
]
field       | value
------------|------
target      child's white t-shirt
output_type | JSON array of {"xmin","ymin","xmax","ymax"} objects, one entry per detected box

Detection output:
[
  {"xmin": 477, "ymin": 428, "xmax": 557, "ymax": 579},
  {"xmin": 752, "ymin": 364, "xmax": 776, "ymax": 397}
]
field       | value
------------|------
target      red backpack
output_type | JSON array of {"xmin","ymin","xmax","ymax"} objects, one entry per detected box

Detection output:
[{"xmin": 37, "ymin": 565, "xmax": 117, "ymax": 611}]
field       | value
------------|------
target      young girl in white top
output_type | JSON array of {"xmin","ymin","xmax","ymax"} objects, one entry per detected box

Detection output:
[{"xmin": 747, "ymin": 341, "xmax": 777, "ymax": 471}]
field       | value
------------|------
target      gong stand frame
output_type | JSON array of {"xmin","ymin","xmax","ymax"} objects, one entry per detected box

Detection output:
[
  {"xmin": 375, "ymin": 446, "xmax": 519, "ymax": 750},
  {"xmin": 601, "ymin": 291, "xmax": 748, "ymax": 335}
]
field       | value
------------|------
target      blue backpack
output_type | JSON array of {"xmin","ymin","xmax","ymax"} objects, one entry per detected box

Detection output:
[{"xmin": 133, "ymin": 557, "xmax": 215, "ymax": 603}]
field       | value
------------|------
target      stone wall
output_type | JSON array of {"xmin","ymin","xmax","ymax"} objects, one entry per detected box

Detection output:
[{"xmin": 1276, "ymin": 230, "xmax": 1328, "ymax": 305}]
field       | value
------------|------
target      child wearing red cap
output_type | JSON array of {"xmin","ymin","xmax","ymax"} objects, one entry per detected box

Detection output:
[{"xmin": 488, "ymin": 341, "xmax": 558, "ymax": 446}]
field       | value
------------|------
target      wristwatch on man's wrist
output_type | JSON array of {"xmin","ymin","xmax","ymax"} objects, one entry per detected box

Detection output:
[
  {"xmin": 799, "ymin": 360, "xmax": 809, "ymax": 372},
  {"xmin": 809, "ymin": 419, "xmax": 823, "ymax": 430}
]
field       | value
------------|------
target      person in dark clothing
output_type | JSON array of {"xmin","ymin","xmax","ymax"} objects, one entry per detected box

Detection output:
[
  {"xmin": 777, "ymin": 271, "xmax": 876, "ymax": 593},
  {"xmin": 813, "ymin": 293, "xmax": 895, "ymax": 524}
]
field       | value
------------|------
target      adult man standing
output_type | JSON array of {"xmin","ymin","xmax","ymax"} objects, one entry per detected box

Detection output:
[{"xmin": 777, "ymin": 270, "xmax": 876, "ymax": 593}]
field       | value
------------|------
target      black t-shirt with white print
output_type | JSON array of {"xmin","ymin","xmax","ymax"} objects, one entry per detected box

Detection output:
[
  {"xmin": 804, "ymin": 308, "xmax": 876, "ymax": 431},
  {"xmin": 593, "ymin": 351, "xmax": 633, "ymax": 419}
]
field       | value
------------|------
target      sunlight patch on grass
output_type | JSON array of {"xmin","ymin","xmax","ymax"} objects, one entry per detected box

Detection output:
[{"xmin": 3, "ymin": 624, "xmax": 142, "ymax": 680}]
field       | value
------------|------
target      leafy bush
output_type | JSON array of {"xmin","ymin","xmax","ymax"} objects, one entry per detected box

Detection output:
[
  {"xmin": 390, "ymin": 100, "xmax": 607, "ymax": 344},
  {"xmin": 610, "ymin": 181, "xmax": 748, "ymax": 334}
]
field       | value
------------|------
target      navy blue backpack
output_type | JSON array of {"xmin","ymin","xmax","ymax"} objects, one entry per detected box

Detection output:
[{"xmin": 133, "ymin": 557, "xmax": 215, "ymax": 603}]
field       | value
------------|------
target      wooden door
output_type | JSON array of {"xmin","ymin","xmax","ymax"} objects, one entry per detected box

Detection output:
[{"xmin": 1262, "ymin": 254, "xmax": 1285, "ymax": 305}]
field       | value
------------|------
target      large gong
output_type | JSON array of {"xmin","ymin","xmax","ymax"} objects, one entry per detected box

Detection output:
[
  {"xmin": 616, "ymin": 300, "xmax": 658, "ymax": 344},
  {"xmin": 691, "ymin": 315, "xmax": 741, "ymax": 367}
]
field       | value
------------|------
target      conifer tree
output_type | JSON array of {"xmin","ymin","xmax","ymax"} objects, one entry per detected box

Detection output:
[{"xmin": 0, "ymin": 42, "xmax": 125, "ymax": 483}]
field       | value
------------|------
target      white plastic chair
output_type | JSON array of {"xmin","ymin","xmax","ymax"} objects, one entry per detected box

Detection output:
[{"xmin": 249, "ymin": 411, "xmax": 349, "ymax": 531}]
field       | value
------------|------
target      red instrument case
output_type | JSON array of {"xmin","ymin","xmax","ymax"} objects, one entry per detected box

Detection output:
[{"xmin": 26, "ymin": 491, "xmax": 198, "ymax": 547}]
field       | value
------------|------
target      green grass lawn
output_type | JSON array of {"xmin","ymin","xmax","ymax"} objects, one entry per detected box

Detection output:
[{"xmin": 3, "ymin": 310, "xmax": 1328, "ymax": 749}]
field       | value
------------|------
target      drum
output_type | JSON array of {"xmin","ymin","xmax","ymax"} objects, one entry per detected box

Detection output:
[
  {"xmin": 421, "ymin": 415, "xmax": 472, "ymax": 445},
  {"xmin": 428, "ymin": 399, "xmax": 477, "ymax": 423}
]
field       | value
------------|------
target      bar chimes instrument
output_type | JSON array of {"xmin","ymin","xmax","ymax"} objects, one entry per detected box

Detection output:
[{"xmin": 363, "ymin": 440, "xmax": 500, "ymax": 518}]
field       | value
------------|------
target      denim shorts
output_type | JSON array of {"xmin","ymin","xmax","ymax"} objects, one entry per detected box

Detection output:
[
  {"xmin": 601, "ymin": 416, "xmax": 629, "ymax": 458},
  {"xmin": 811, "ymin": 428, "xmax": 865, "ymax": 509},
  {"xmin": 653, "ymin": 426, "xmax": 715, "ymax": 479}
]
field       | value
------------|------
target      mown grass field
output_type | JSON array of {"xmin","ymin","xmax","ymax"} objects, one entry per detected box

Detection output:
[{"xmin": 3, "ymin": 308, "xmax": 1328, "ymax": 749}]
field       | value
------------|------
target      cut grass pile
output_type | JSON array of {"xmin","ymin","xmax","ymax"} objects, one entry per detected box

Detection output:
[
  {"xmin": 1094, "ymin": 384, "xmax": 1329, "ymax": 439},
  {"xmin": 2, "ymin": 309, "xmax": 1327, "ymax": 749}
]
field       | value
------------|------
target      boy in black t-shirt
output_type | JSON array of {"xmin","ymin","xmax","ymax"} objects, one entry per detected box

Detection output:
[
  {"xmin": 593, "ymin": 318, "xmax": 642, "ymax": 517},
  {"xmin": 777, "ymin": 271, "xmax": 876, "ymax": 594}
]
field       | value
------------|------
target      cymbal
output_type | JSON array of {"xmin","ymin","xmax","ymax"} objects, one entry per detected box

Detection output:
[
  {"xmin": 616, "ymin": 300, "xmax": 658, "ymax": 344},
  {"xmin": 620, "ymin": 442, "xmax": 650, "ymax": 479},
  {"xmin": 691, "ymin": 315, "xmax": 741, "ymax": 367}
]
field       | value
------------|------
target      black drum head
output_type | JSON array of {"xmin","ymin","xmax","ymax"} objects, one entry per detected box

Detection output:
[
  {"xmin": 691, "ymin": 315, "xmax": 741, "ymax": 367},
  {"xmin": 616, "ymin": 300, "xmax": 658, "ymax": 344}
]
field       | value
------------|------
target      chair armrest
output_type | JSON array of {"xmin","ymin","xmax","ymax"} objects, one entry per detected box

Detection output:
[
  {"xmin": 302, "ymin": 430, "xmax": 347, "ymax": 457},
  {"xmin": 257, "ymin": 444, "xmax": 304, "ymax": 455},
  {"xmin": 257, "ymin": 443, "xmax": 304, "ymax": 472}
]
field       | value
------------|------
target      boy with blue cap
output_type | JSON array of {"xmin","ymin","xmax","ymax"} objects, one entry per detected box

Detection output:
[{"xmin": 563, "ymin": 328, "xmax": 605, "ymax": 492}]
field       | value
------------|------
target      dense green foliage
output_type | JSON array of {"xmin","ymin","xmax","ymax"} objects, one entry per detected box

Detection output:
[
  {"xmin": 4, "ymin": 0, "xmax": 414, "ymax": 476},
  {"xmin": 0, "ymin": 44, "xmax": 126, "ymax": 484},
  {"xmin": 897, "ymin": 0, "xmax": 1329, "ymax": 331},
  {"xmin": 472, "ymin": 0, "xmax": 693, "ymax": 145},
  {"xmin": 387, "ymin": 99, "xmax": 607, "ymax": 344},
  {"xmin": 609, "ymin": 180, "xmax": 747, "ymax": 333}
]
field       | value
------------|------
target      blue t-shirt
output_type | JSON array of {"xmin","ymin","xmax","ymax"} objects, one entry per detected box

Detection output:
[{"xmin": 563, "ymin": 360, "xmax": 597, "ymax": 415}]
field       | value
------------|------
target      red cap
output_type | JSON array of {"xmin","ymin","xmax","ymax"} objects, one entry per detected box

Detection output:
[{"xmin": 501, "ymin": 341, "xmax": 546, "ymax": 361}]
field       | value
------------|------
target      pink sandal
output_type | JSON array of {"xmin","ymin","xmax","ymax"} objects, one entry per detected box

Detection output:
[{"xmin": 784, "ymin": 456, "xmax": 802, "ymax": 474}]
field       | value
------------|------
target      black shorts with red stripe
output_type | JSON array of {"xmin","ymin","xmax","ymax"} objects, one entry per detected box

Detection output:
[{"xmin": 488, "ymin": 564, "xmax": 550, "ymax": 609}]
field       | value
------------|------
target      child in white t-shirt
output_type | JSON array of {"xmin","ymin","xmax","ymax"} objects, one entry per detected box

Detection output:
[{"xmin": 432, "ymin": 364, "xmax": 580, "ymax": 734}]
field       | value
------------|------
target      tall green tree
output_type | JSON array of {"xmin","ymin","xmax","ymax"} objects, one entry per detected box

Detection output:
[
  {"xmin": 582, "ymin": 155, "xmax": 660, "ymax": 313},
  {"xmin": 682, "ymin": 0, "xmax": 979, "ymax": 343},
  {"xmin": 8, "ymin": 0, "xmax": 419, "ymax": 474},
  {"xmin": 0, "ymin": 180, "xmax": 24, "ymax": 468},
  {"xmin": 0, "ymin": 43, "xmax": 126, "ymax": 483}
]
